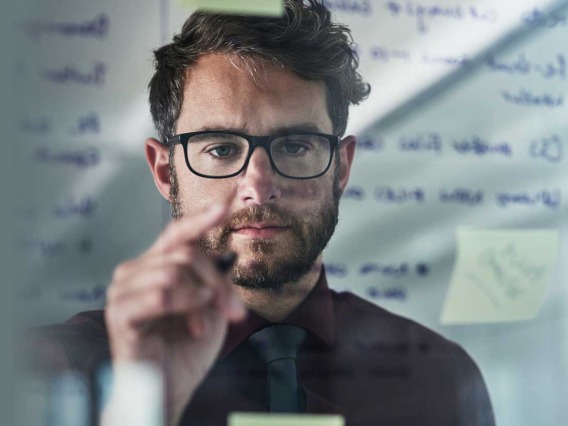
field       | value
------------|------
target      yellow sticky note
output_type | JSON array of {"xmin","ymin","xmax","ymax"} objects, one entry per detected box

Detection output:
[
  {"xmin": 441, "ymin": 229, "xmax": 559, "ymax": 325},
  {"xmin": 178, "ymin": 0, "xmax": 284, "ymax": 16},
  {"xmin": 229, "ymin": 413, "xmax": 344, "ymax": 426}
]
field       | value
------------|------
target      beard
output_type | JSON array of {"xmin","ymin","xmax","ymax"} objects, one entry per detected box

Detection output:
[{"xmin": 169, "ymin": 149, "xmax": 342, "ymax": 290}]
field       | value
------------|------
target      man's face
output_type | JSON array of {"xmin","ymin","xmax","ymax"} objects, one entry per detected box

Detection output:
[{"xmin": 169, "ymin": 54, "xmax": 350, "ymax": 290}]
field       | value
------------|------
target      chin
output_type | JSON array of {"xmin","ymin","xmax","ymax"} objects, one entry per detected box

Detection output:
[
  {"xmin": 230, "ymin": 237, "xmax": 280, "ymax": 257},
  {"xmin": 230, "ymin": 251, "xmax": 316, "ymax": 291}
]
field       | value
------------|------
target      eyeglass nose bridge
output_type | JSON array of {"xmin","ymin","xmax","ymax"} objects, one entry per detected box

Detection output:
[{"xmin": 240, "ymin": 135, "xmax": 281, "ymax": 175}]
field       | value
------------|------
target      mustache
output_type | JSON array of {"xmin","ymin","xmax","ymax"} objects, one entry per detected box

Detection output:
[
  {"xmin": 226, "ymin": 205, "xmax": 295, "ymax": 229},
  {"xmin": 209, "ymin": 205, "xmax": 302, "ymax": 243},
  {"xmin": 197, "ymin": 204, "xmax": 307, "ymax": 257}
]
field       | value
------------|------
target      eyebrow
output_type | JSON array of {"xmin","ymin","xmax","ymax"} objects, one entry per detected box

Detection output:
[{"xmin": 193, "ymin": 123, "xmax": 326, "ymax": 135}]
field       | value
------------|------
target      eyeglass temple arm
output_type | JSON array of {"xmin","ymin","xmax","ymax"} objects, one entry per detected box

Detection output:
[{"xmin": 166, "ymin": 135, "xmax": 181, "ymax": 146}]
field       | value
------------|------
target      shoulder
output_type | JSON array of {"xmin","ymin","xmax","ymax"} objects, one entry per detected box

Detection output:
[
  {"xmin": 31, "ymin": 310, "xmax": 108, "ymax": 346},
  {"xmin": 21, "ymin": 310, "xmax": 110, "ymax": 376},
  {"xmin": 329, "ymin": 291, "xmax": 495, "ymax": 424},
  {"xmin": 331, "ymin": 290, "xmax": 472, "ymax": 360}
]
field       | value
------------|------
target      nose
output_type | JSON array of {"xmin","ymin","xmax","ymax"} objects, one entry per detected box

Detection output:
[{"xmin": 237, "ymin": 147, "xmax": 282, "ymax": 206}]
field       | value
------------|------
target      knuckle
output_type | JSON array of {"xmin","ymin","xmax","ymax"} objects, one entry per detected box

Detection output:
[
  {"xmin": 160, "ymin": 266, "xmax": 185, "ymax": 285},
  {"xmin": 106, "ymin": 284, "xmax": 120, "ymax": 303},
  {"xmin": 112, "ymin": 260, "xmax": 133, "ymax": 282},
  {"xmin": 148, "ymin": 289, "xmax": 169, "ymax": 311},
  {"xmin": 177, "ymin": 246, "xmax": 197, "ymax": 264}
]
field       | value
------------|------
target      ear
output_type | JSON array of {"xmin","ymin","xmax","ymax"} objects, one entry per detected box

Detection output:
[
  {"xmin": 145, "ymin": 138, "xmax": 172, "ymax": 201},
  {"xmin": 337, "ymin": 135, "xmax": 356, "ymax": 192}
]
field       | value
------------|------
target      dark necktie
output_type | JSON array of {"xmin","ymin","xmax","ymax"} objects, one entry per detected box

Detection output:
[{"xmin": 248, "ymin": 325, "xmax": 307, "ymax": 413}]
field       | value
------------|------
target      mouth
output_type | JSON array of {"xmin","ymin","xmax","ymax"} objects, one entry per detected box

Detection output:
[{"xmin": 232, "ymin": 223, "xmax": 289, "ymax": 238}]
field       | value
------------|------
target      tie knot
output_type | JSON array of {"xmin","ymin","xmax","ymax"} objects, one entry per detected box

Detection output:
[{"xmin": 248, "ymin": 325, "xmax": 307, "ymax": 363}]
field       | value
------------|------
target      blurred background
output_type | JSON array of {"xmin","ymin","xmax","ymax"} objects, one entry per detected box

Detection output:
[{"xmin": 9, "ymin": 0, "xmax": 568, "ymax": 425}]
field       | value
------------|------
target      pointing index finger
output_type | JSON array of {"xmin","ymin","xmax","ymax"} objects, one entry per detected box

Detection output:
[{"xmin": 153, "ymin": 203, "xmax": 229, "ymax": 253}]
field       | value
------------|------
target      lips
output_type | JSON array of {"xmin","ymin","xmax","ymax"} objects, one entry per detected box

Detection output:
[
  {"xmin": 233, "ymin": 222, "xmax": 285, "ymax": 230},
  {"xmin": 232, "ymin": 222, "xmax": 289, "ymax": 238}
]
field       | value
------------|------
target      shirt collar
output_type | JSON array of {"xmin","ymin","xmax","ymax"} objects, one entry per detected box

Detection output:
[{"xmin": 219, "ymin": 267, "xmax": 336, "ymax": 359}]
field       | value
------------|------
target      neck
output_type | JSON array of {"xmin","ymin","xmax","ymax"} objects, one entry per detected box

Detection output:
[{"xmin": 235, "ymin": 257, "xmax": 323, "ymax": 322}]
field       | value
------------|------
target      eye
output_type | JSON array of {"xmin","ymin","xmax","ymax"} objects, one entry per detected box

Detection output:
[
  {"xmin": 278, "ymin": 140, "xmax": 310, "ymax": 155},
  {"xmin": 208, "ymin": 144, "xmax": 238, "ymax": 157},
  {"xmin": 282, "ymin": 142, "xmax": 308, "ymax": 154}
]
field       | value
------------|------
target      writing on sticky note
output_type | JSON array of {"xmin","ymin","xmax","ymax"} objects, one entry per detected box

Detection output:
[
  {"xmin": 441, "ymin": 229, "xmax": 559, "ymax": 324},
  {"xmin": 178, "ymin": 0, "xmax": 283, "ymax": 16},
  {"xmin": 229, "ymin": 413, "xmax": 344, "ymax": 426}
]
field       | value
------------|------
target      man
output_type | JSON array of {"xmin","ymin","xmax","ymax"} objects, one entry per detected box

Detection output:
[{"xmin": 26, "ymin": 1, "xmax": 494, "ymax": 425}]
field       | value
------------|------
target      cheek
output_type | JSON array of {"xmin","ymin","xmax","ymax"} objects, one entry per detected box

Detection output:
[
  {"xmin": 178, "ymin": 175, "xmax": 236, "ymax": 212},
  {"xmin": 281, "ymin": 177, "xmax": 334, "ymax": 202}
]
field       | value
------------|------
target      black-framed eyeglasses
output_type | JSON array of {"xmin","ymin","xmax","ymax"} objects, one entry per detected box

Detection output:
[{"xmin": 167, "ymin": 130, "xmax": 340, "ymax": 180}]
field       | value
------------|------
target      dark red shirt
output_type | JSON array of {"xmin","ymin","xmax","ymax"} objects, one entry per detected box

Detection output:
[{"xmin": 24, "ymin": 269, "xmax": 494, "ymax": 426}]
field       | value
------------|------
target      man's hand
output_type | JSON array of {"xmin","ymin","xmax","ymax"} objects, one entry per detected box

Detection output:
[{"xmin": 104, "ymin": 203, "xmax": 245, "ymax": 425}]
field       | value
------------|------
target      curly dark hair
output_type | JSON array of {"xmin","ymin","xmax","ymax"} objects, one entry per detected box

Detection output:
[{"xmin": 148, "ymin": 0, "xmax": 370, "ymax": 143}]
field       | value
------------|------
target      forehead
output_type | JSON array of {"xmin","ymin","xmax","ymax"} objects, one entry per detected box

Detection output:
[{"xmin": 176, "ymin": 54, "xmax": 332, "ymax": 134}]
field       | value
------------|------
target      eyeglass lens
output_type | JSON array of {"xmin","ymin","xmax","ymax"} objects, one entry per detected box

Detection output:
[{"xmin": 185, "ymin": 133, "xmax": 332, "ymax": 178}]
